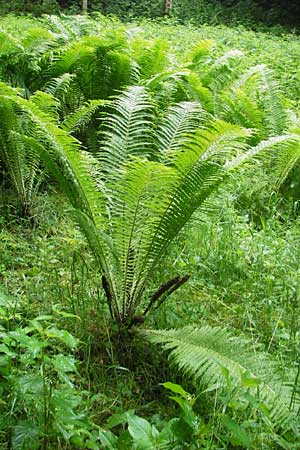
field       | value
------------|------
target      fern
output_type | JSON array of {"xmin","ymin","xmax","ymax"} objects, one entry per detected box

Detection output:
[
  {"xmin": 227, "ymin": 65, "xmax": 287, "ymax": 137},
  {"xmin": 61, "ymin": 99, "xmax": 109, "ymax": 134},
  {"xmin": 0, "ymin": 84, "xmax": 92, "ymax": 217},
  {"xmin": 37, "ymin": 85, "xmax": 284, "ymax": 326},
  {"xmin": 143, "ymin": 325, "xmax": 298, "ymax": 431},
  {"xmin": 50, "ymin": 35, "xmax": 137, "ymax": 101},
  {"xmin": 44, "ymin": 73, "xmax": 83, "ymax": 116},
  {"xmin": 130, "ymin": 38, "xmax": 170, "ymax": 79}
]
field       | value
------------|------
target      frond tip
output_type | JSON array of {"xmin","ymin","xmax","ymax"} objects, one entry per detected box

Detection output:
[{"xmin": 142, "ymin": 325, "xmax": 297, "ymax": 431}]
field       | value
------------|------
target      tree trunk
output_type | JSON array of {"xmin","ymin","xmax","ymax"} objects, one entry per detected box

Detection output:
[
  {"xmin": 82, "ymin": 0, "xmax": 88, "ymax": 14},
  {"xmin": 163, "ymin": 0, "xmax": 173, "ymax": 15}
]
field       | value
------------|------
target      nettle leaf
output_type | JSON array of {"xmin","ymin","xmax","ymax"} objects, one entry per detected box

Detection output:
[
  {"xmin": 12, "ymin": 422, "xmax": 41, "ymax": 450},
  {"xmin": 161, "ymin": 381, "xmax": 189, "ymax": 399},
  {"xmin": 222, "ymin": 415, "xmax": 252, "ymax": 448},
  {"xmin": 51, "ymin": 354, "xmax": 77, "ymax": 373},
  {"xmin": 127, "ymin": 415, "xmax": 158, "ymax": 450},
  {"xmin": 45, "ymin": 327, "xmax": 79, "ymax": 348}
]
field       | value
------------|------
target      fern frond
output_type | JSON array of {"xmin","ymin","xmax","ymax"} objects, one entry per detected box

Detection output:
[
  {"xmin": 128, "ymin": 121, "xmax": 250, "ymax": 311},
  {"xmin": 44, "ymin": 72, "xmax": 78, "ymax": 99},
  {"xmin": 30, "ymin": 91, "xmax": 60, "ymax": 122},
  {"xmin": 36, "ymin": 84, "xmax": 291, "ymax": 326},
  {"xmin": 273, "ymin": 138, "xmax": 300, "ymax": 188},
  {"xmin": 180, "ymin": 72, "xmax": 214, "ymax": 112},
  {"xmin": 50, "ymin": 35, "xmax": 136, "ymax": 100},
  {"xmin": 227, "ymin": 134, "xmax": 300, "ymax": 170},
  {"xmin": 0, "ymin": 98, "xmax": 26, "ymax": 205},
  {"xmin": 2, "ymin": 93, "xmax": 93, "ymax": 217},
  {"xmin": 44, "ymin": 73, "xmax": 83, "ymax": 116},
  {"xmin": 70, "ymin": 208, "xmax": 120, "ymax": 321},
  {"xmin": 143, "ymin": 325, "xmax": 297, "ymax": 430},
  {"xmin": 157, "ymin": 101, "xmax": 207, "ymax": 157},
  {"xmin": 203, "ymin": 49, "xmax": 244, "ymax": 93},
  {"xmin": 233, "ymin": 65, "xmax": 287, "ymax": 136},
  {"xmin": 61, "ymin": 100, "xmax": 109, "ymax": 134},
  {"xmin": 98, "ymin": 85, "xmax": 154, "ymax": 179},
  {"xmin": 186, "ymin": 40, "xmax": 215, "ymax": 67},
  {"xmin": 130, "ymin": 38, "xmax": 170, "ymax": 79},
  {"xmin": 45, "ymin": 15, "xmax": 78, "ymax": 42}
]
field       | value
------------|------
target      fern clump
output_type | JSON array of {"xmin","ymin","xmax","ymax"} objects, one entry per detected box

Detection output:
[
  {"xmin": 35, "ymin": 84, "xmax": 298, "ymax": 328},
  {"xmin": 143, "ymin": 325, "xmax": 299, "ymax": 433}
]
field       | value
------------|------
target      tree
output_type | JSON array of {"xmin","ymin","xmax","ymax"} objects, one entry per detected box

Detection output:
[
  {"xmin": 163, "ymin": 0, "xmax": 172, "ymax": 15},
  {"xmin": 82, "ymin": 0, "xmax": 87, "ymax": 13}
]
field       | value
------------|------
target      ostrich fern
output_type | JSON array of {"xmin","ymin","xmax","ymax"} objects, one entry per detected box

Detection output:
[
  {"xmin": 147, "ymin": 46, "xmax": 288, "ymax": 140},
  {"xmin": 0, "ymin": 82, "xmax": 100, "ymax": 216},
  {"xmin": 143, "ymin": 326, "xmax": 299, "ymax": 434},
  {"xmin": 49, "ymin": 35, "xmax": 138, "ymax": 101},
  {"xmin": 35, "ymin": 85, "xmax": 298, "ymax": 328}
]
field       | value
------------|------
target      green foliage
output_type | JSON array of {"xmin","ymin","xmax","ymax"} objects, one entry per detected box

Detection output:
[
  {"xmin": 0, "ymin": 81, "xmax": 89, "ymax": 216},
  {"xmin": 2, "ymin": 0, "xmax": 300, "ymax": 29},
  {"xmin": 1, "ymin": 12, "xmax": 300, "ymax": 450},
  {"xmin": 50, "ymin": 33, "xmax": 137, "ymax": 101},
  {"xmin": 99, "ymin": 382, "xmax": 210, "ymax": 449},
  {"xmin": 38, "ymin": 83, "xmax": 288, "ymax": 327},
  {"xmin": 0, "ymin": 290, "xmax": 96, "ymax": 449},
  {"xmin": 143, "ymin": 325, "xmax": 298, "ymax": 432}
]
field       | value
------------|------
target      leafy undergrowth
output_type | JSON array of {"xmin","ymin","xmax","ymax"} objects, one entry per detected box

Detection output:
[{"xmin": 1, "ymin": 185, "xmax": 300, "ymax": 449}]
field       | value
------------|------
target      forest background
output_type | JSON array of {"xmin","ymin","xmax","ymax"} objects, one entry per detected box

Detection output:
[{"xmin": 1, "ymin": 0, "xmax": 300, "ymax": 29}]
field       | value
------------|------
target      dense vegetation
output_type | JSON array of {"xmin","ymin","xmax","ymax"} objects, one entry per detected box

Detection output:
[
  {"xmin": 1, "ymin": 11, "xmax": 300, "ymax": 450},
  {"xmin": 1, "ymin": 0, "xmax": 300, "ymax": 28}
]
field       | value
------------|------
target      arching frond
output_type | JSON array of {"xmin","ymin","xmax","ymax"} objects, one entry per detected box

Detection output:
[
  {"xmin": 44, "ymin": 73, "xmax": 79, "ymax": 103},
  {"xmin": 156, "ymin": 101, "xmax": 207, "ymax": 157},
  {"xmin": 97, "ymin": 85, "xmax": 155, "ymax": 180},
  {"xmin": 1, "ymin": 91, "xmax": 93, "ymax": 218},
  {"xmin": 44, "ymin": 73, "xmax": 83, "ymax": 117},
  {"xmin": 0, "ymin": 93, "xmax": 44, "ymax": 215},
  {"xmin": 30, "ymin": 91, "xmax": 60, "ymax": 122},
  {"xmin": 130, "ymin": 38, "xmax": 170, "ymax": 79},
  {"xmin": 227, "ymin": 65, "xmax": 287, "ymax": 137},
  {"xmin": 143, "ymin": 326, "xmax": 298, "ymax": 430},
  {"xmin": 61, "ymin": 99, "xmax": 109, "ymax": 134},
  {"xmin": 44, "ymin": 15, "xmax": 78, "ymax": 42},
  {"xmin": 50, "ymin": 35, "xmax": 137, "ymax": 101},
  {"xmin": 186, "ymin": 40, "xmax": 215, "ymax": 67},
  {"xmin": 35, "ymin": 84, "xmax": 292, "ymax": 326},
  {"xmin": 179, "ymin": 72, "xmax": 214, "ymax": 112}
]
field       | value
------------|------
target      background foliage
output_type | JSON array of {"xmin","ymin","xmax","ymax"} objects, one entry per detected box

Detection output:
[{"xmin": 1, "ymin": 0, "xmax": 300, "ymax": 28}]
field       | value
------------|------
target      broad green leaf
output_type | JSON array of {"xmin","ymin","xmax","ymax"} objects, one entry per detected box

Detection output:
[
  {"xmin": 107, "ymin": 410, "xmax": 135, "ymax": 428},
  {"xmin": 241, "ymin": 371, "xmax": 261, "ymax": 388},
  {"xmin": 45, "ymin": 327, "xmax": 78, "ymax": 348},
  {"xmin": 12, "ymin": 422, "xmax": 41, "ymax": 450},
  {"xmin": 127, "ymin": 415, "xmax": 157, "ymax": 450},
  {"xmin": 222, "ymin": 415, "xmax": 252, "ymax": 448},
  {"xmin": 98, "ymin": 429, "xmax": 118, "ymax": 449},
  {"xmin": 161, "ymin": 381, "xmax": 189, "ymax": 399},
  {"xmin": 51, "ymin": 354, "xmax": 77, "ymax": 373}
]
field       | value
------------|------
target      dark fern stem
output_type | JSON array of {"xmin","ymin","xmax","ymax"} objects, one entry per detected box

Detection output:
[
  {"xmin": 102, "ymin": 275, "xmax": 113, "ymax": 318},
  {"xmin": 143, "ymin": 275, "xmax": 181, "ymax": 317},
  {"xmin": 128, "ymin": 274, "xmax": 191, "ymax": 328}
]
